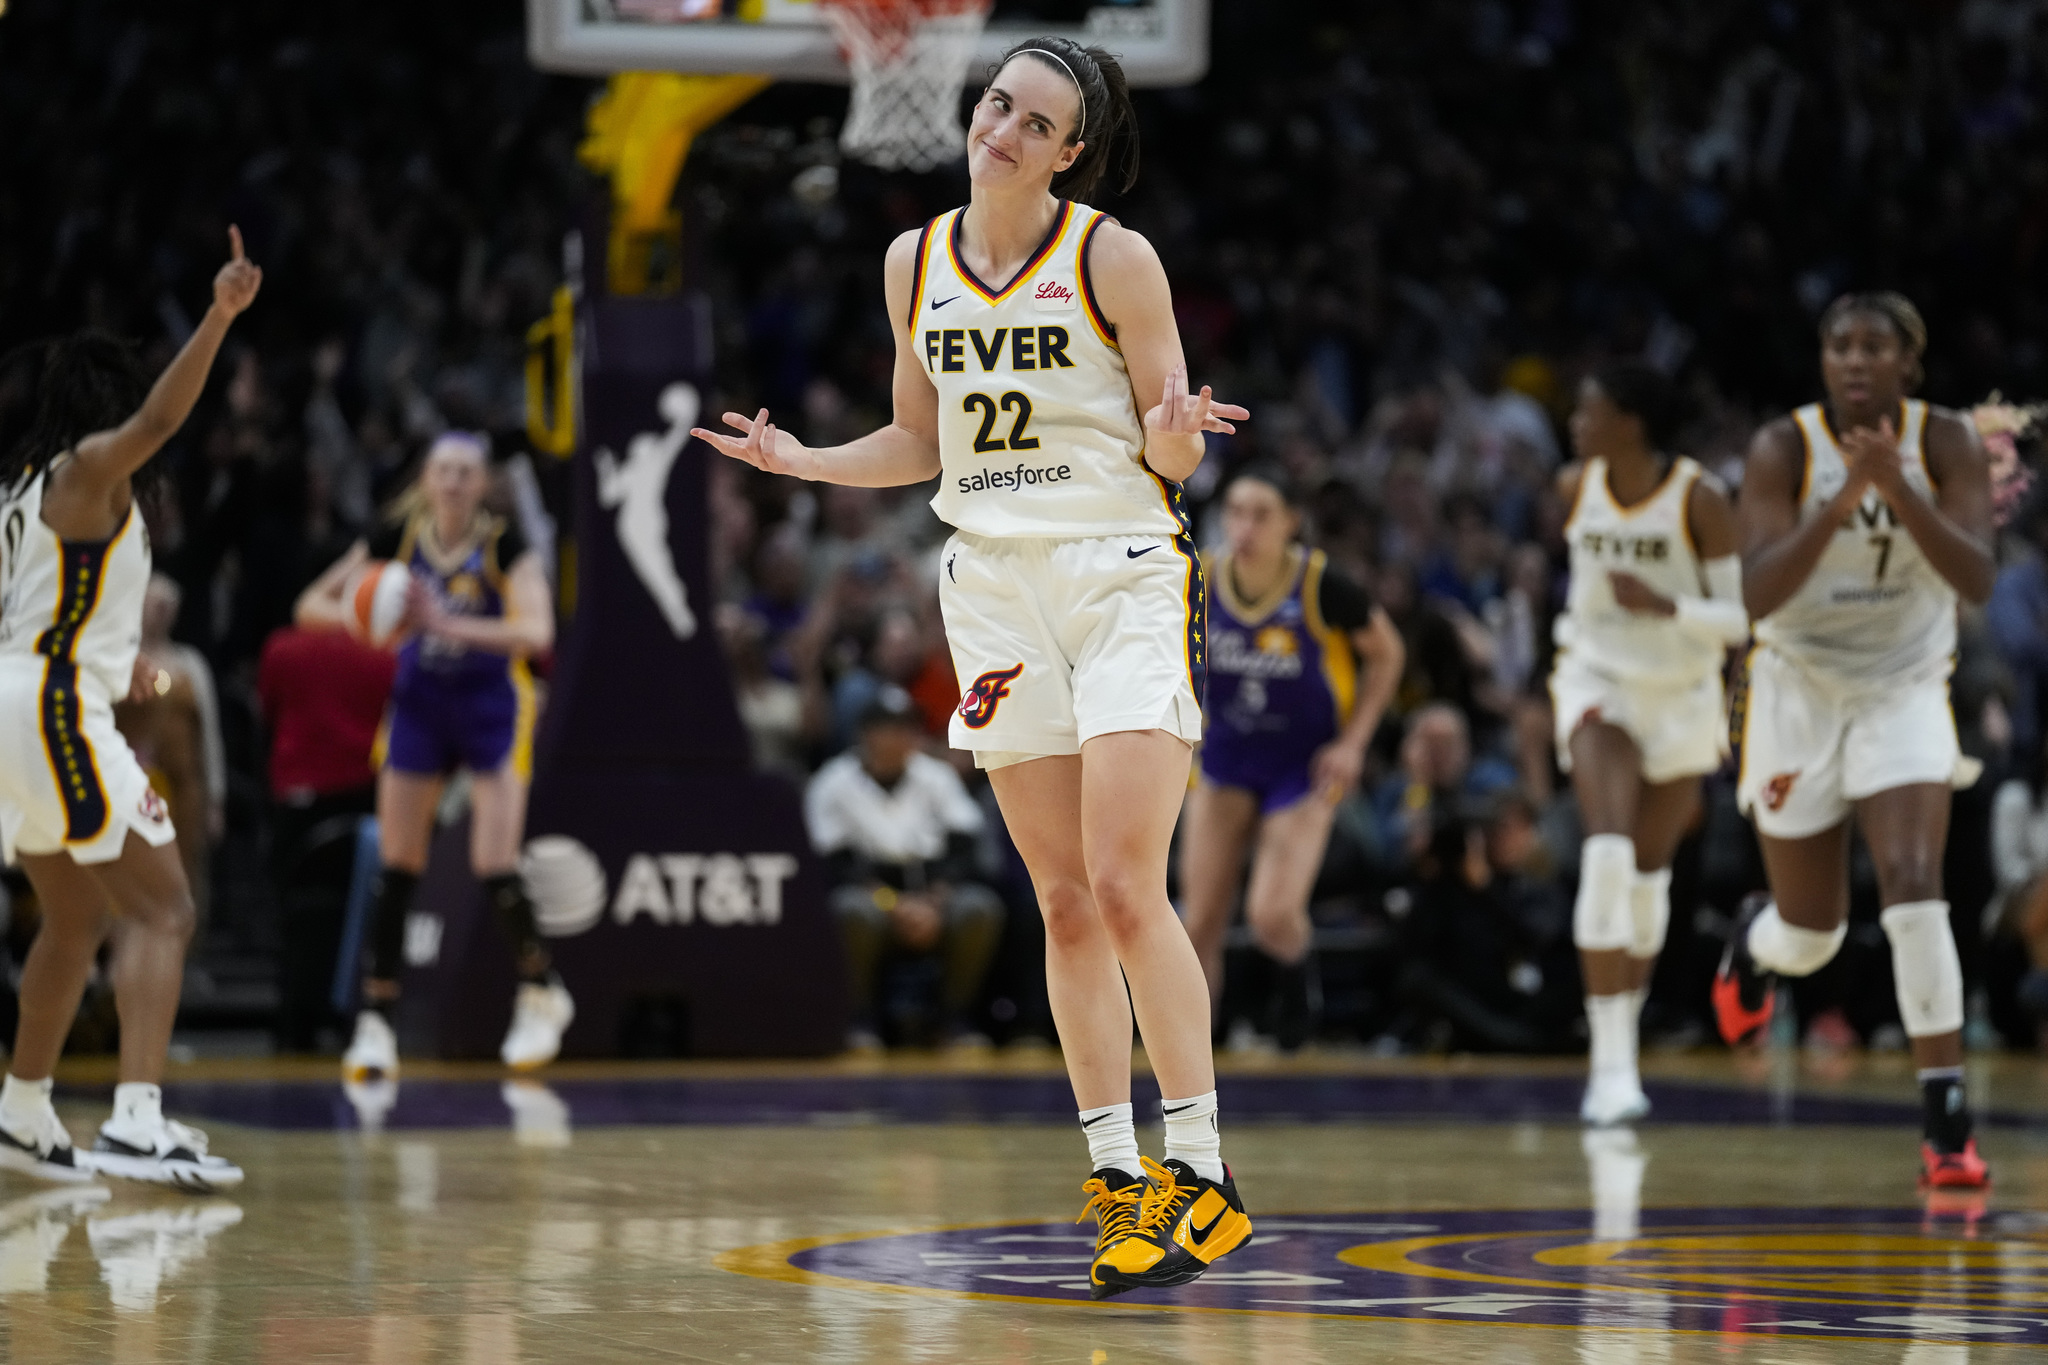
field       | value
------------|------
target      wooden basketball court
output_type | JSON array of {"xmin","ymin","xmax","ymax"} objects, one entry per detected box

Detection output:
[{"xmin": 3, "ymin": 1049, "xmax": 2042, "ymax": 1362}]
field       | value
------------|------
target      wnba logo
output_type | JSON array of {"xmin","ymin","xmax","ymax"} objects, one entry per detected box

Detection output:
[{"xmin": 959, "ymin": 663, "xmax": 1025, "ymax": 729}]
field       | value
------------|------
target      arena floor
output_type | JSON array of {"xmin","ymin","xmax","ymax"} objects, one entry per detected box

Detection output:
[{"xmin": 7, "ymin": 1049, "xmax": 2047, "ymax": 1363}]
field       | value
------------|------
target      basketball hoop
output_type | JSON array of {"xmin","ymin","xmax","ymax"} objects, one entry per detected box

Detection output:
[{"xmin": 819, "ymin": 0, "xmax": 992, "ymax": 172}]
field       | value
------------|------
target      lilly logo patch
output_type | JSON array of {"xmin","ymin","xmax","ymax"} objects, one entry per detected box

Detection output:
[{"xmin": 1032, "ymin": 279, "xmax": 1077, "ymax": 311}]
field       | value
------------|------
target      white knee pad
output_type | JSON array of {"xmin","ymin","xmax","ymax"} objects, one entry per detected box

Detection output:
[
  {"xmin": 1879, "ymin": 900, "xmax": 1965, "ymax": 1038},
  {"xmin": 1747, "ymin": 905, "xmax": 1846, "ymax": 977},
  {"xmin": 1573, "ymin": 834, "xmax": 1636, "ymax": 952},
  {"xmin": 1628, "ymin": 868, "xmax": 1672, "ymax": 960}
]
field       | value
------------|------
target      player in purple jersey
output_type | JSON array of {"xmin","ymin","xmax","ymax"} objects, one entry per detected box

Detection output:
[
  {"xmin": 1180, "ymin": 467, "xmax": 1403, "ymax": 1048},
  {"xmin": 297, "ymin": 434, "xmax": 567, "ymax": 1087}
]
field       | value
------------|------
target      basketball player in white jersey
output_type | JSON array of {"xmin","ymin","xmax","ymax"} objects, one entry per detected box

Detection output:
[
  {"xmin": 0, "ymin": 229, "xmax": 260, "ymax": 1191},
  {"xmin": 1718, "ymin": 293, "xmax": 1994, "ymax": 1189},
  {"xmin": 696, "ymin": 37, "xmax": 1251, "ymax": 1297},
  {"xmin": 1551, "ymin": 361, "xmax": 1746, "ymax": 1126}
]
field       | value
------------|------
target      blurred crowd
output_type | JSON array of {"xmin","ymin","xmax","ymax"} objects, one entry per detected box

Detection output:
[{"xmin": 7, "ymin": 0, "xmax": 2048, "ymax": 1055}]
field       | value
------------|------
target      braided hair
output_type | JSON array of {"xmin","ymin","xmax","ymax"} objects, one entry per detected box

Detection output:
[
  {"xmin": 0, "ymin": 332, "xmax": 153, "ymax": 494},
  {"xmin": 1819, "ymin": 291, "xmax": 1928, "ymax": 390},
  {"xmin": 990, "ymin": 37, "xmax": 1140, "ymax": 202}
]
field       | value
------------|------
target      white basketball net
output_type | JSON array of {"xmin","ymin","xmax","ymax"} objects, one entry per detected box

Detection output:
[{"xmin": 820, "ymin": 0, "xmax": 992, "ymax": 173}]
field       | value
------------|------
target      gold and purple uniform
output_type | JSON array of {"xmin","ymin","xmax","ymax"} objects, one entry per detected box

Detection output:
[
  {"xmin": 1200, "ymin": 547, "xmax": 1373, "ymax": 812},
  {"xmin": 370, "ymin": 511, "xmax": 536, "ymax": 779}
]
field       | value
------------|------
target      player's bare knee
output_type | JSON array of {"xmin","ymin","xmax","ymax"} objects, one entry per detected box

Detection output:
[
  {"xmin": 1086, "ymin": 871, "xmax": 1158, "ymax": 944},
  {"xmin": 1874, "ymin": 848, "xmax": 1942, "ymax": 906},
  {"xmin": 135, "ymin": 885, "xmax": 198, "ymax": 943},
  {"xmin": 1036, "ymin": 879, "xmax": 1098, "ymax": 950},
  {"xmin": 1246, "ymin": 901, "xmax": 1309, "ymax": 961}
]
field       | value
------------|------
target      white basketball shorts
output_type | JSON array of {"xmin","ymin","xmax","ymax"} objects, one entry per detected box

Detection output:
[
  {"xmin": 938, "ymin": 530, "xmax": 1205, "ymax": 768},
  {"xmin": 1550, "ymin": 656, "xmax": 1727, "ymax": 785},
  {"xmin": 0, "ymin": 658, "xmax": 175, "ymax": 865},
  {"xmin": 1734, "ymin": 646, "xmax": 1979, "ymax": 840}
]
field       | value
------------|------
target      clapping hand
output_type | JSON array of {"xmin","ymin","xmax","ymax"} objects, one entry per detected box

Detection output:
[{"xmin": 1839, "ymin": 417, "xmax": 1904, "ymax": 499}]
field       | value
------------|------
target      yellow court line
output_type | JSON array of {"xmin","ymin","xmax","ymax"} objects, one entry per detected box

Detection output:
[{"xmin": 1339, "ymin": 1222, "xmax": 2047, "ymax": 1313}]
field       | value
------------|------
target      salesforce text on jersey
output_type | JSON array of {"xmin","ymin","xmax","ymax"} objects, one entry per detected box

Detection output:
[{"xmin": 958, "ymin": 463, "xmax": 1075, "ymax": 495}]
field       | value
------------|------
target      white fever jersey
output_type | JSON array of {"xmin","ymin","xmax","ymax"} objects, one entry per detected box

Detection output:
[
  {"xmin": 1556, "ymin": 456, "xmax": 1721, "ymax": 684},
  {"xmin": 912, "ymin": 201, "xmax": 1185, "ymax": 540},
  {"xmin": 1754, "ymin": 400, "xmax": 1956, "ymax": 686},
  {"xmin": 0, "ymin": 468, "xmax": 150, "ymax": 701}
]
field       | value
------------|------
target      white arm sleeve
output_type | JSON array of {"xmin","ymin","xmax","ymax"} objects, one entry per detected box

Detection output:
[{"xmin": 1673, "ymin": 554, "xmax": 1748, "ymax": 645}]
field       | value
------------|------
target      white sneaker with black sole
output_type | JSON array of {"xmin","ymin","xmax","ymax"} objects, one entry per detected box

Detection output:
[
  {"xmin": 92, "ymin": 1085, "xmax": 243, "ymax": 1194},
  {"xmin": 0, "ymin": 1076, "xmax": 97, "ymax": 1184},
  {"xmin": 500, "ymin": 980, "xmax": 575, "ymax": 1070}
]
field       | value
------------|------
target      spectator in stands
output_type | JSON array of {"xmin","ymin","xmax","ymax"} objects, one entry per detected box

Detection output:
[
  {"xmin": 1992, "ymin": 748, "xmax": 2048, "ymax": 1044},
  {"xmin": 1989, "ymin": 500, "xmax": 2048, "ymax": 760},
  {"xmin": 719, "ymin": 603, "xmax": 815, "ymax": 779},
  {"xmin": 1370, "ymin": 702, "xmax": 1519, "ymax": 878},
  {"xmin": 805, "ymin": 688, "xmax": 1003, "ymax": 1050},
  {"xmin": 257, "ymin": 624, "xmax": 398, "ymax": 1052},
  {"xmin": 1396, "ymin": 789, "xmax": 1577, "ymax": 1052},
  {"xmin": 114, "ymin": 576, "xmax": 225, "ymax": 923}
]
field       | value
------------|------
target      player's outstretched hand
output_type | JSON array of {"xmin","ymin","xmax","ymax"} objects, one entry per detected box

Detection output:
[
  {"xmin": 213, "ymin": 226, "xmax": 263, "ymax": 317},
  {"xmin": 1145, "ymin": 365, "xmax": 1248, "ymax": 438},
  {"xmin": 1838, "ymin": 417, "xmax": 1902, "ymax": 497},
  {"xmin": 693, "ymin": 408, "xmax": 821, "ymax": 481}
]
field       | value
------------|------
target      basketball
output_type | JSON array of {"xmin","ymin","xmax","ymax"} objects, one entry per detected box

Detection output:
[{"xmin": 341, "ymin": 559, "xmax": 411, "ymax": 649}]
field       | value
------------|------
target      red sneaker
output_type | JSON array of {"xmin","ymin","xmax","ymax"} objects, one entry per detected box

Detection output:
[
  {"xmin": 1920, "ymin": 1138, "xmax": 1990, "ymax": 1190},
  {"xmin": 1712, "ymin": 899, "xmax": 1775, "ymax": 1046}
]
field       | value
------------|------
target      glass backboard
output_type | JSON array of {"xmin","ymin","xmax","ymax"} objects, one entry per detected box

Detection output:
[{"xmin": 526, "ymin": 0, "xmax": 1208, "ymax": 87}]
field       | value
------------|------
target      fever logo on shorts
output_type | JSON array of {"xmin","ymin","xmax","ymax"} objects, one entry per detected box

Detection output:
[
  {"xmin": 1763, "ymin": 772, "xmax": 1799, "ymax": 812},
  {"xmin": 959, "ymin": 664, "xmax": 1025, "ymax": 730}
]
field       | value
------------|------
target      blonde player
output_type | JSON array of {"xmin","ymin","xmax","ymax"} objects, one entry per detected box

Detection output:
[
  {"xmin": 697, "ymin": 37, "xmax": 1251, "ymax": 1298},
  {"xmin": 1718, "ymin": 293, "xmax": 1994, "ymax": 1189},
  {"xmin": 1552, "ymin": 361, "xmax": 1746, "ymax": 1126},
  {"xmin": 0, "ymin": 230, "xmax": 260, "ymax": 1191}
]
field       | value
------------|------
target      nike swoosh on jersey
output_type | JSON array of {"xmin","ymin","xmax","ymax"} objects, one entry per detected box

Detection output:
[
  {"xmin": 930, "ymin": 295, "xmax": 960, "ymax": 310},
  {"xmin": 1127, "ymin": 545, "xmax": 1160, "ymax": 559}
]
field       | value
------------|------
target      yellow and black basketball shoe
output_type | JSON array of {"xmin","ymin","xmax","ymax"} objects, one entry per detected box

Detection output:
[
  {"xmin": 1089, "ymin": 1155, "xmax": 1251, "ymax": 1297},
  {"xmin": 1077, "ymin": 1167, "xmax": 1149, "ymax": 1300}
]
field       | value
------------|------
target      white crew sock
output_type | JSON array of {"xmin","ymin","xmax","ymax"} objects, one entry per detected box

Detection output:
[
  {"xmin": 111, "ymin": 1082, "xmax": 162, "ymax": 1131},
  {"xmin": 0, "ymin": 1074, "xmax": 54, "ymax": 1130},
  {"xmin": 1585, "ymin": 993, "xmax": 1638, "ymax": 1083},
  {"xmin": 1078, "ymin": 1102, "xmax": 1141, "ymax": 1178},
  {"xmin": 1161, "ymin": 1091, "xmax": 1224, "ymax": 1183}
]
